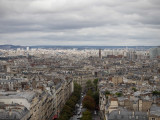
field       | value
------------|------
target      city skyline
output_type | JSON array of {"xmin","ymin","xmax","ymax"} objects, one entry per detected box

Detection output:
[{"xmin": 0, "ymin": 0, "xmax": 160, "ymax": 46}]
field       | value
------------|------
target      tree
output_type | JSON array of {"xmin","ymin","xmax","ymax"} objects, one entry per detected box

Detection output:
[
  {"xmin": 93, "ymin": 91, "xmax": 99, "ymax": 106},
  {"xmin": 58, "ymin": 112, "xmax": 69, "ymax": 120},
  {"xmin": 66, "ymin": 99, "xmax": 76, "ymax": 109},
  {"xmin": 62, "ymin": 105, "xmax": 72, "ymax": 117},
  {"xmin": 152, "ymin": 91, "xmax": 160, "ymax": 96},
  {"xmin": 86, "ymin": 80, "xmax": 93, "ymax": 90},
  {"xmin": 82, "ymin": 95, "xmax": 95, "ymax": 110},
  {"xmin": 115, "ymin": 92, "xmax": 123, "ymax": 97},
  {"xmin": 70, "ymin": 96, "xmax": 78, "ymax": 103},
  {"xmin": 105, "ymin": 90, "xmax": 111, "ymax": 95},
  {"xmin": 93, "ymin": 79, "xmax": 98, "ymax": 90},
  {"xmin": 93, "ymin": 79, "xmax": 98, "ymax": 85},
  {"xmin": 73, "ymin": 82, "xmax": 81, "ymax": 98},
  {"xmin": 132, "ymin": 87, "xmax": 137, "ymax": 92},
  {"xmin": 81, "ymin": 110, "xmax": 92, "ymax": 120},
  {"xmin": 58, "ymin": 83, "xmax": 82, "ymax": 119},
  {"xmin": 86, "ymin": 89, "xmax": 93, "ymax": 97}
]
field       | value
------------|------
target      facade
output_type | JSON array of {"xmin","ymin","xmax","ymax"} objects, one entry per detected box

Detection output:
[
  {"xmin": 111, "ymin": 76, "xmax": 123, "ymax": 85},
  {"xmin": 149, "ymin": 47, "xmax": 160, "ymax": 58},
  {"xmin": 0, "ymin": 78, "xmax": 74, "ymax": 120},
  {"xmin": 149, "ymin": 104, "xmax": 160, "ymax": 120}
]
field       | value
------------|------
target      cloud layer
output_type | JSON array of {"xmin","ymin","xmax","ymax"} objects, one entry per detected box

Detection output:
[{"xmin": 0, "ymin": 0, "xmax": 160, "ymax": 46}]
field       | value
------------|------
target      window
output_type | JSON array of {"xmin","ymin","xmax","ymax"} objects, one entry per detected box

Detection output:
[{"xmin": 152, "ymin": 118, "xmax": 155, "ymax": 120}]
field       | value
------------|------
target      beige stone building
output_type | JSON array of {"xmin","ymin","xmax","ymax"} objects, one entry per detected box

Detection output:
[{"xmin": 111, "ymin": 76, "xmax": 123, "ymax": 85}]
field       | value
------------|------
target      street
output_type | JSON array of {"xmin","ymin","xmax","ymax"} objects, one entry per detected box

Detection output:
[
  {"xmin": 92, "ymin": 110, "xmax": 100, "ymax": 120},
  {"xmin": 70, "ymin": 93, "xmax": 100, "ymax": 120},
  {"xmin": 70, "ymin": 93, "xmax": 85, "ymax": 120}
]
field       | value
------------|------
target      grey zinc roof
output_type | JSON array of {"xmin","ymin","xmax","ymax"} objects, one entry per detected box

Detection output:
[
  {"xmin": 15, "ymin": 92, "xmax": 36, "ymax": 102},
  {"xmin": 118, "ymin": 97, "xmax": 128, "ymax": 101},
  {"xmin": 108, "ymin": 109, "xmax": 148, "ymax": 120},
  {"xmin": 150, "ymin": 104, "xmax": 160, "ymax": 117},
  {"xmin": 0, "ymin": 107, "xmax": 29, "ymax": 120},
  {"xmin": 0, "ymin": 91, "xmax": 36, "ymax": 102}
]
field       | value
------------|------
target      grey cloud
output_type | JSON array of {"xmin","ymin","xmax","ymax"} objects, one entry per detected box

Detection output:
[{"xmin": 0, "ymin": 0, "xmax": 160, "ymax": 46}]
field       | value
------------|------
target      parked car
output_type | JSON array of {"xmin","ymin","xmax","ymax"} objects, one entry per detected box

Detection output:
[
  {"xmin": 80, "ymin": 105, "xmax": 83, "ymax": 109},
  {"xmin": 77, "ymin": 110, "xmax": 81, "ymax": 115},
  {"xmin": 76, "ymin": 104, "xmax": 80, "ymax": 107},
  {"xmin": 77, "ymin": 114, "xmax": 82, "ymax": 119}
]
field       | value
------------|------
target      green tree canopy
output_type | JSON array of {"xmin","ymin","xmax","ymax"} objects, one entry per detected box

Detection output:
[
  {"xmin": 66, "ymin": 99, "xmax": 75, "ymax": 108},
  {"xmin": 105, "ymin": 90, "xmax": 111, "ymax": 95},
  {"xmin": 132, "ymin": 87, "xmax": 137, "ymax": 92},
  {"xmin": 58, "ymin": 112, "xmax": 69, "ymax": 120},
  {"xmin": 86, "ymin": 80, "xmax": 93, "ymax": 90},
  {"xmin": 61, "ymin": 105, "xmax": 72, "ymax": 117},
  {"xmin": 81, "ymin": 110, "xmax": 92, "ymax": 120},
  {"xmin": 93, "ymin": 79, "xmax": 98, "ymax": 91},
  {"xmin": 58, "ymin": 83, "xmax": 82, "ymax": 120},
  {"xmin": 115, "ymin": 92, "xmax": 123, "ymax": 97},
  {"xmin": 152, "ymin": 91, "xmax": 160, "ymax": 96},
  {"xmin": 82, "ymin": 95, "xmax": 95, "ymax": 110},
  {"xmin": 93, "ymin": 79, "xmax": 98, "ymax": 85},
  {"xmin": 93, "ymin": 91, "xmax": 99, "ymax": 105},
  {"xmin": 86, "ymin": 89, "xmax": 93, "ymax": 97}
]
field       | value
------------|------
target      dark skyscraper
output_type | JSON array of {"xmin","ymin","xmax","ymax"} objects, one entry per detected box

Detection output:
[{"xmin": 99, "ymin": 49, "xmax": 102, "ymax": 59}]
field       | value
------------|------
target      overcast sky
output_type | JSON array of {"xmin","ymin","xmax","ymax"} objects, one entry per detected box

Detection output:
[{"xmin": 0, "ymin": 0, "xmax": 160, "ymax": 46}]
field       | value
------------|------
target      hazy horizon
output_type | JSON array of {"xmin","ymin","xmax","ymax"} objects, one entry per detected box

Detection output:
[{"xmin": 0, "ymin": 44, "xmax": 159, "ymax": 47}]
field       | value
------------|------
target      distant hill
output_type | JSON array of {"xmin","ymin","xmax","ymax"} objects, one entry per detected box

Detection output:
[
  {"xmin": 0, "ymin": 45, "xmax": 155, "ymax": 50},
  {"xmin": 0, "ymin": 45, "xmax": 26, "ymax": 50}
]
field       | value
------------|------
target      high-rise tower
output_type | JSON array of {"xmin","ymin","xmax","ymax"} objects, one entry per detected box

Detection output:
[
  {"xmin": 99, "ymin": 49, "xmax": 102, "ymax": 59},
  {"xmin": 149, "ymin": 46, "xmax": 160, "ymax": 58}
]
